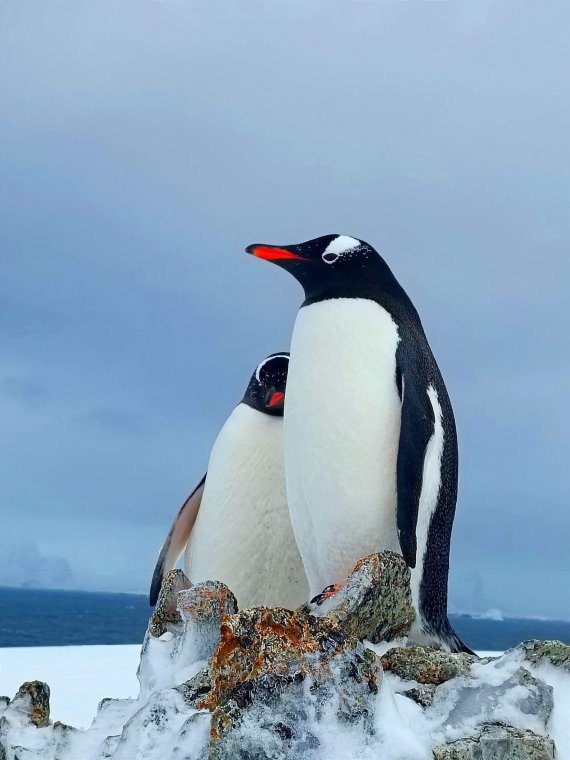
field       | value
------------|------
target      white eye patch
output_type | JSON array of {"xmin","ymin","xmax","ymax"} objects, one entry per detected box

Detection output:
[{"xmin": 322, "ymin": 235, "xmax": 360, "ymax": 264}]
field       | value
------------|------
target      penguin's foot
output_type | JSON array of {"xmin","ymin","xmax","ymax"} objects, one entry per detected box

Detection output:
[{"xmin": 310, "ymin": 583, "xmax": 342, "ymax": 606}]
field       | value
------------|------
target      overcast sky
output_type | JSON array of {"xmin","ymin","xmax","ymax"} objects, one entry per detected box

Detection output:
[{"xmin": 1, "ymin": 2, "xmax": 569, "ymax": 619}]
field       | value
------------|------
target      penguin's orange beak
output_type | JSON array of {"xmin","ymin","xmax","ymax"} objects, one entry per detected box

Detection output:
[{"xmin": 246, "ymin": 244, "xmax": 305, "ymax": 261}]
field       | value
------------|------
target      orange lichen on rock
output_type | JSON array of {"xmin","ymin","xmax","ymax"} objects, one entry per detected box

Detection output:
[
  {"xmin": 197, "ymin": 606, "xmax": 365, "ymax": 714},
  {"xmin": 352, "ymin": 553, "xmax": 380, "ymax": 576}
]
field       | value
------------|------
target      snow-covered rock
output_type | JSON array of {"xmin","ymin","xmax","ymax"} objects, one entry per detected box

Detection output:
[
  {"xmin": 426, "ymin": 664, "xmax": 553, "ymax": 741},
  {"xmin": 202, "ymin": 605, "xmax": 381, "ymax": 758},
  {"xmin": 5, "ymin": 682, "xmax": 50, "ymax": 728},
  {"xmin": 137, "ymin": 573, "xmax": 235, "ymax": 698},
  {"xmin": 433, "ymin": 723, "xmax": 555, "ymax": 759},
  {"xmin": 515, "ymin": 639, "xmax": 570, "ymax": 672},
  {"xmin": 1, "ymin": 553, "xmax": 568, "ymax": 760}
]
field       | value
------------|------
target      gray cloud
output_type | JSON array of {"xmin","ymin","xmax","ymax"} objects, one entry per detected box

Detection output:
[{"xmin": 0, "ymin": 2, "xmax": 569, "ymax": 617}]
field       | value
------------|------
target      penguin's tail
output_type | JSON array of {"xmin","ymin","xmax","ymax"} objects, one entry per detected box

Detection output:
[
  {"xmin": 412, "ymin": 615, "xmax": 476, "ymax": 655},
  {"xmin": 436, "ymin": 618, "xmax": 476, "ymax": 656}
]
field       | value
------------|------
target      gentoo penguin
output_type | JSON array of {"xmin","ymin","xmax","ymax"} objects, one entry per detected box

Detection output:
[
  {"xmin": 149, "ymin": 353, "xmax": 309, "ymax": 610},
  {"xmin": 246, "ymin": 235, "xmax": 471, "ymax": 653}
]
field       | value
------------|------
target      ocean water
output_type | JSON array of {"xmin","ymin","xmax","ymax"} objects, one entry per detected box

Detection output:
[
  {"xmin": 0, "ymin": 586, "xmax": 569, "ymax": 649},
  {"xmin": 0, "ymin": 587, "xmax": 150, "ymax": 647}
]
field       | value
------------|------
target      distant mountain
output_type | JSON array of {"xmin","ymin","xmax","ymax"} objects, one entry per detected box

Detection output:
[{"xmin": 0, "ymin": 542, "xmax": 74, "ymax": 590}]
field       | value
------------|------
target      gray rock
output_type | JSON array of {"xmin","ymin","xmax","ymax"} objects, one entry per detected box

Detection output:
[
  {"xmin": 148, "ymin": 568, "xmax": 192, "ymax": 639},
  {"xmin": 515, "ymin": 639, "xmax": 570, "ymax": 672},
  {"xmin": 403, "ymin": 684, "xmax": 437, "ymax": 708},
  {"xmin": 209, "ymin": 707, "xmax": 322, "ymax": 760},
  {"xmin": 433, "ymin": 723, "xmax": 555, "ymax": 759},
  {"xmin": 175, "ymin": 666, "xmax": 212, "ymax": 708},
  {"xmin": 52, "ymin": 721, "xmax": 76, "ymax": 733},
  {"xmin": 431, "ymin": 667, "xmax": 553, "ymax": 732},
  {"xmin": 381, "ymin": 645, "xmax": 475, "ymax": 684},
  {"xmin": 0, "ymin": 717, "xmax": 7, "ymax": 760},
  {"xmin": 176, "ymin": 581, "xmax": 238, "ymax": 661},
  {"xmin": 305, "ymin": 551, "xmax": 415, "ymax": 643}
]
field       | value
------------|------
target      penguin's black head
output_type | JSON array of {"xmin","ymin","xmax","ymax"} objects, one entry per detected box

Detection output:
[
  {"xmin": 242, "ymin": 353, "xmax": 289, "ymax": 417},
  {"xmin": 246, "ymin": 235, "xmax": 384, "ymax": 302}
]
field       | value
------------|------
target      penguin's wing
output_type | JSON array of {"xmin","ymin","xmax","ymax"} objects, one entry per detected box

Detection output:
[
  {"xmin": 149, "ymin": 474, "xmax": 206, "ymax": 606},
  {"xmin": 395, "ymin": 355, "xmax": 435, "ymax": 568}
]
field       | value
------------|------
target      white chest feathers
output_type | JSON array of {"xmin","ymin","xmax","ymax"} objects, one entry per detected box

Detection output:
[
  {"xmin": 283, "ymin": 298, "xmax": 403, "ymax": 596},
  {"xmin": 185, "ymin": 404, "xmax": 309, "ymax": 609}
]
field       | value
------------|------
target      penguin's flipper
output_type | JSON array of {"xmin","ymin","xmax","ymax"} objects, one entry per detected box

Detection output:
[
  {"xmin": 149, "ymin": 474, "xmax": 206, "ymax": 606},
  {"xmin": 396, "ymin": 362, "xmax": 435, "ymax": 568}
]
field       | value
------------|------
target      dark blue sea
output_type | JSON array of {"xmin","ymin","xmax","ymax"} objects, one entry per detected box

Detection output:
[{"xmin": 1, "ymin": 586, "xmax": 569, "ymax": 650}]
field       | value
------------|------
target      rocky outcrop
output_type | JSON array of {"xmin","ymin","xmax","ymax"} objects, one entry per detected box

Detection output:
[
  {"xmin": 1, "ymin": 552, "xmax": 567, "ymax": 760},
  {"xmin": 381, "ymin": 645, "xmax": 475, "ymax": 684},
  {"xmin": 175, "ymin": 665, "xmax": 212, "ymax": 707},
  {"xmin": 515, "ymin": 639, "xmax": 570, "ymax": 672},
  {"xmin": 306, "ymin": 551, "xmax": 415, "ymax": 643},
  {"xmin": 147, "ymin": 568, "xmax": 193, "ymax": 638},
  {"xmin": 403, "ymin": 683, "xmax": 437, "ymax": 708},
  {"xmin": 177, "ymin": 581, "xmax": 238, "ymax": 662},
  {"xmin": 6, "ymin": 681, "xmax": 50, "ymax": 728},
  {"xmin": 433, "ymin": 723, "xmax": 556, "ymax": 759},
  {"xmin": 199, "ymin": 606, "xmax": 381, "ymax": 757},
  {"xmin": 137, "ymin": 575, "xmax": 236, "ymax": 697}
]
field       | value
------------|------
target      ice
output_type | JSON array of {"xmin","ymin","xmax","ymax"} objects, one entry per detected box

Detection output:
[
  {"xmin": 2, "ymin": 644, "xmax": 567, "ymax": 759},
  {"xmin": 426, "ymin": 663, "xmax": 553, "ymax": 743},
  {"xmin": 518, "ymin": 655, "xmax": 570, "ymax": 760}
]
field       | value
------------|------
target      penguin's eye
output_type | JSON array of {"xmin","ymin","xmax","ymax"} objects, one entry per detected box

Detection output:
[{"xmin": 322, "ymin": 251, "xmax": 339, "ymax": 264}]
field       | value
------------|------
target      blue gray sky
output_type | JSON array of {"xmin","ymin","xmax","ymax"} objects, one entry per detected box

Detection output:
[{"xmin": 1, "ymin": 2, "xmax": 569, "ymax": 618}]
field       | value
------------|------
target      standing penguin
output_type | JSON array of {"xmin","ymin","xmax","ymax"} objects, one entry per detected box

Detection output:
[
  {"xmin": 247, "ymin": 236, "xmax": 470, "ymax": 652},
  {"xmin": 149, "ymin": 353, "xmax": 309, "ymax": 611}
]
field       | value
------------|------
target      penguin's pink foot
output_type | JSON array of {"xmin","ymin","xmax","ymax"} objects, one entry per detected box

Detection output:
[{"xmin": 310, "ymin": 583, "xmax": 342, "ymax": 606}]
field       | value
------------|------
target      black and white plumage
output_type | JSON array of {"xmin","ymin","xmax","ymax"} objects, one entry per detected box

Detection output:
[
  {"xmin": 149, "ymin": 353, "xmax": 309, "ymax": 610},
  {"xmin": 247, "ymin": 235, "xmax": 471, "ymax": 653}
]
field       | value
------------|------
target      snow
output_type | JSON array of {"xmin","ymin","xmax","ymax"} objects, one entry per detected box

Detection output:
[
  {"xmin": 0, "ymin": 645, "xmax": 502, "ymax": 732},
  {"xmin": 1, "ymin": 645, "xmax": 568, "ymax": 759},
  {"xmin": 513, "ymin": 652, "xmax": 570, "ymax": 760},
  {"xmin": 0, "ymin": 645, "xmax": 140, "ymax": 728}
]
